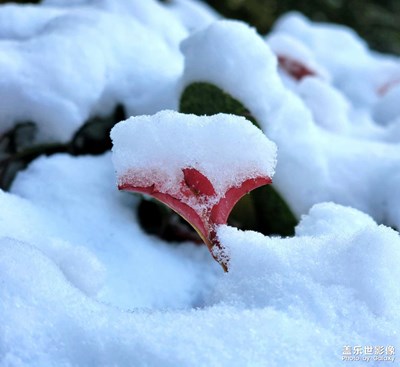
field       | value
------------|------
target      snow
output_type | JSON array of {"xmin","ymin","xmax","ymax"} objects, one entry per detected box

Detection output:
[
  {"xmin": 266, "ymin": 32, "xmax": 330, "ymax": 82},
  {"xmin": 296, "ymin": 76, "xmax": 350, "ymax": 133},
  {"xmin": 2, "ymin": 181, "xmax": 399, "ymax": 365},
  {"xmin": 2, "ymin": 153, "xmax": 218, "ymax": 311},
  {"xmin": 1, "ymin": 0, "xmax": 400, "ymax": 365},
  {"xmin": 216, "ymin": 203, "xmax": 400, "ymax": 320},
  {"xmin": 0, "ymin": 2, "xmax": 182, "ymax": 143},
  {"xmin": 111, "ymin": 110, "xmax": 277, "ymax": 199},
  {"xmin": 166, "ymin": 0, "xmax": 220, "ymax": 32},
  {"xmin": 180, "ymin": 20, "xmax": 286, "ymax": 124},
  {"xmin": 272, "ymin": 11, "xmax": 400, "ymax": 108},
  {"xmin": 374, "ymin": 83, "xmax": 400, "ymax": 125}
]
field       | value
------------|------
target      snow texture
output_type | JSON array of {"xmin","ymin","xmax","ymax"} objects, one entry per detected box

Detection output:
[
  {"xmin": 111, "ymin": 110, "xmax": 277, "ymax": 199},
  {"xmin": 272, "ymin": 11, "xmax": 400, "ymax": 109},
  {"xmin": 0, "ymin": 154, "xmax": 218, "ymax": 311},
  {"xmin": 1, "ymin": 163, "xmax": 399, "ymax": 366},
  {"xmin": 0, "ymin": 1, "xmax": 183, "ymax": 143}
]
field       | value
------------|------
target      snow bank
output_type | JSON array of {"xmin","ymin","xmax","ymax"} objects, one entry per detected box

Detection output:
[
  {"xmin": 1, "ymin": 196, "xmax": 399, "ymax": 366},
  {"xmin": 216, "ymin": 203, "xmax": 400, "ymax": 321},
  {"xmin": 214, "ymin": 203, "xmax": 400, "ymax": 358},
  {"xmin": 111, "ymin": 110, "xmax": 277, "ymax": 199},
  {"xmin": 0, "ymin": 154, "xmax": 217, "ymax": 310},
  {"xmin": 0, "ymin": 2, "xmax": 182, "ymax": 143},
  {"xmin": 266, "ymin": 33, "xmax": 330, "ymax": 82},
  {"xmin": 0, "ymin": 236, "xmax": 332, "ymax": 366},
  {"xmin": 42, "ymin": 0, "xmax": 188, "ymax": 49}
]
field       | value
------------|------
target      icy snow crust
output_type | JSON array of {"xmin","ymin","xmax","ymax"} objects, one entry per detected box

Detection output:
[
  {"xmin": 1, "ymin": 0, "xmax": 400, "ymax": 366},
  {"xmin": 111, "ymin": 110, "xmax": 277, "ymax": 201}
]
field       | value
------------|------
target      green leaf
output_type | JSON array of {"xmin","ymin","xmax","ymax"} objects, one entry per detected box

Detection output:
[
  {"xmin": 251, "ymin": 185, "xmax": 297, "ymax": 236},
  {"xmin": 180, "ymin": 82, "xmax": 259, "ymax": 127}
]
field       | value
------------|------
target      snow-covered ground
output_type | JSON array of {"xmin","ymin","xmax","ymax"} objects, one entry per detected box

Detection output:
[{"xmin": 1, "ymin": 0, "xmax": 400, "ymax": 366}]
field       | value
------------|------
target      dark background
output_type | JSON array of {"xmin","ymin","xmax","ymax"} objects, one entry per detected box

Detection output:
[
  {"xmin": 203, "ymin": 0, "xmax": 400, "ymax": 54},
  {"xmin": 1, "ymin": 0, "xmax": 399, "ymax": 54}
]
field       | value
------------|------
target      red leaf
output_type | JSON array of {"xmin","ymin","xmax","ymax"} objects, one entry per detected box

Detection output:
[
  {"xmin": 210, "ymin": 176, "xmax": 272, "ymax": 225},
  {"xmin": 119, "ymin": 168, "xmax": 272, "ymax": 272},
  {"xmin": 182, "ymin": 168, "xmax": 216, "ymax": 197}
]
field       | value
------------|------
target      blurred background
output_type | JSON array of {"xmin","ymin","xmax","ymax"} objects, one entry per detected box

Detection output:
[
  {"xmin": 203, "ymin": 0, "xmax": 400, "ymax": 54},
  {"xmin": 1, "ymin": 0, "xmax": 399, "ymax": 53}
]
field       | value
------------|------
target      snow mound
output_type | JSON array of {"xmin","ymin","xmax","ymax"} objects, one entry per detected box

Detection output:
[
  {"xmin": 215, "ymin": 202, "xmax": 400, "ymax": 348},
  {"xmin": 0, "ymin": 154, "xmax": 217, "ymax": 310},
  {"xmin": 266, "ymin": 32, "xmax": 330, "ymax": 82},
  {"xmin": 1, "ymin": 201, "xmax": 399, "ymax": 366},
  {"xmin": 165, "ymin": 0, "xmax": 220, "ymax": 33},
  {"xmin": 272, "ymin": 11, "xmax": 400, "ymax": 108},
  {"xmin": 0, "ymin": 3, "xmax": 182, "ymax": 143}
]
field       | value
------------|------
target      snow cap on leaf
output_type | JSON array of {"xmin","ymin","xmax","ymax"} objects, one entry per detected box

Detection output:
[{"xmin": 111, "ymin": 110, "xmax": 277, "ymax": 270}]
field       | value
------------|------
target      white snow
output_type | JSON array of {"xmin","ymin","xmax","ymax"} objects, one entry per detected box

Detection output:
[
  {"xmin": 296, "ymin": 76, "xmax": 350, "ymax": 133},
  {"xmin": 216, "ymin": 203, "xmax": 400, "ymax": 320},
  {"xmin": 1, "ymin": 0, "xmax": 400, "ymax": 366},
  {"xmin": 166, "ymin": 0, "xmax": 221, "ymax": 32},
  {"xmin": 373, "ymin": 83, "xmax": 400, "ymax": 125},
  {"xmin": 266, "ymin": 32, "xmax": 330, "ymax": 82},
  {"xmin": 272, "ymin": 11, "xmax": 400, "ymax": 109},
  {"xmin": 0, "ymin": 2, "xmax": 182, "ymax": 143},
  {"xmin": 0, "ymin": 154, "xmax": 218, "ymax": 311},
  {"xmin": 42, "ymin": 0, "xmax": 189, "ymax": 49},
  {"xmin": 1, "ymin": 188, "xmax": 399, "ymax": 365},
  {"xmin": 111, "ymin": 110, "xmax": 277, "ymax": 200}
]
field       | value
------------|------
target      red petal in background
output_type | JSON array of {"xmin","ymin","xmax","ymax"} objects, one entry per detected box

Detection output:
[
  {"xmin": 377, "ymin": 79, "xmax": 400, "ymax": 96},
  {"xmin": 278, "ymin": 55, "xmax": 316, "ymax": 81}
]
